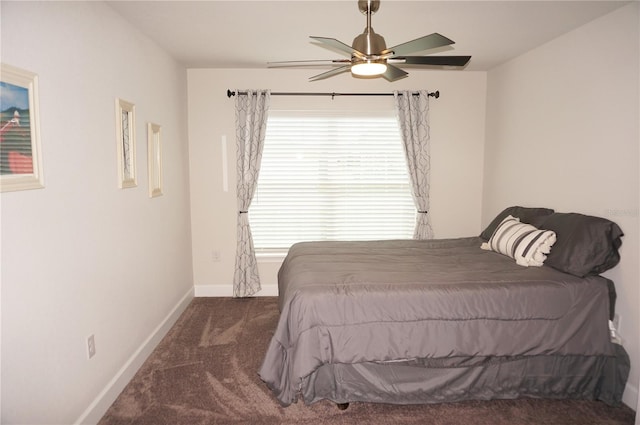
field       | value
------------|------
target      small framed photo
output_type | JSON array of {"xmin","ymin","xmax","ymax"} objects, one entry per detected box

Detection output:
[
  {"xmin": 0, "ymin": 64, "xmax": 44, "ymax": 192},
  {"xmin": 147, "ymin": 122, "xmax": 163, "ymax": 198},
  {"xmin": 115, "ymin": 98, "xmax": 137, "ymax": 188}
]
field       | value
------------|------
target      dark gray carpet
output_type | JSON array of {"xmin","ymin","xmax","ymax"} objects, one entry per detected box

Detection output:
[{"xmin": 98, "ymin": 297, "xmax": 636, "ymax": 425}]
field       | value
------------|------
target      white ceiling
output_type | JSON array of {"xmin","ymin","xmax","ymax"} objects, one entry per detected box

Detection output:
[{"xmin": 107, "ymin": 0, "xmax": 630, "ymax": 71}]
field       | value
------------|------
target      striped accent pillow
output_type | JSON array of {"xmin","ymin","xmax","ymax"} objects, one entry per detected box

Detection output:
[{"xmin": 481, "ymin": 215, "xmax": 557, "ymax": 267}]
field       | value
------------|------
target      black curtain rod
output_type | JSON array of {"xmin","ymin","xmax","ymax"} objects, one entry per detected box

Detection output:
[{"xmin": 226, "ymin": 89, "xmax": 439, "ymax": 99}]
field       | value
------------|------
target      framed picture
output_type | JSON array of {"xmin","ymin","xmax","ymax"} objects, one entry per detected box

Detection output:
[
  {"xmin": 0, "ymin": 64, "xmax": 44, "ymax": 192},
  {"xmin": 147, "ymin": 122, "xmax": 163, "ymax": 198},
  {"xmin": 115, "ymin": 98, "xmax": 137, "ymax": 188}
]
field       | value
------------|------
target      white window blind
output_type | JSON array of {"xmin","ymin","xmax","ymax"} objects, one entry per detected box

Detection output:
[{"xmin": 250, "ymin": 110, "xmax": 416, "ymax": 252}]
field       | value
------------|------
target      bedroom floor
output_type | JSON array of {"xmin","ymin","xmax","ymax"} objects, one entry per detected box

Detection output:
[{"xmin": 98, "ymin": 297, "xmax": 636, "ymax": 425}]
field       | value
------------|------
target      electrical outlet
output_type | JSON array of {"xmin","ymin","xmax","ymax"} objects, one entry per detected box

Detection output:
[
  {"xmin": 613, "ymin": 313, "xmax": 621, "ymax": 333},
  {"xmin": 87, "ymin": 334, "xmax": 96, "ymax": 359},
  {"xmin": 609, "ymin": 315, "xmax": 624, "ymax": 345},
  {"xmin": 212, "ymin": 250, "xmax": 221, "ymax": 262}
]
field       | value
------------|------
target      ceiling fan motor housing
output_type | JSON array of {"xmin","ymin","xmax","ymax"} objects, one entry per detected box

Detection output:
[{"xmin": 352, "ymin": 29, "xmax": 387, "ymax": 56}]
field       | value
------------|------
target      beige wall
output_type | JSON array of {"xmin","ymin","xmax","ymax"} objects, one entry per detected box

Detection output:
[
  {"xmin": 187, "ymin": 68, "xmax": 487, "ymax": 294},
  {"xmin": 1, "ymin": 2, "xmax": 193, "ymax": 423},
  {"xmin": 483, "ymin": 3, "xmax": 639, "ymax": 410}
]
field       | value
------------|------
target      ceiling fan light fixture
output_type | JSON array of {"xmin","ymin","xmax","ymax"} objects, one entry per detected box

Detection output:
[{"xmin": 351, "ymin": 60, "xmax": 387, "ymax": 76}]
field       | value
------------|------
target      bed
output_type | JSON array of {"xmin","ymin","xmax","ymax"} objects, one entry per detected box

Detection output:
[{"xmin": 258, "ymin": 207, "xmax": 630, "ymax": 408}]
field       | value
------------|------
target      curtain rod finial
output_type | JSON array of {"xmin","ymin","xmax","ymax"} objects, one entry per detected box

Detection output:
[{"xmin": 227, "ymin": 89, "xmax": 235, "ymax": 98}]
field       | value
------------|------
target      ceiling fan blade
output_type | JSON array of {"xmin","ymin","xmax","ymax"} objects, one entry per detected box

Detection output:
[
  {"xmin": 310, "ymin": 36, "xmax": 366, "ymax": 59},
  {"xmin": 309, "ymin": 65, "xmax": 351, "ymax": 81},
  {"xmin": 393, "ymin": 56, "xmax": 472, "ymax": 67},
  {"xmin": 268, "ymin": 59, "xmax": 351, "ymax": 68},
  {"xmin": 387, "ymin": 33, "xmax": 454, "ymax": 57},
  {"xmin": 381, "ymin": 64, "xmax": 408, "ymax": 82}
]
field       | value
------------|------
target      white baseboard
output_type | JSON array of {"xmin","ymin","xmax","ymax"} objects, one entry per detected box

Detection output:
[
  {"xmin": 194, "ymin": 283, "xmax": 278, "ymax": 297},
  {"xmin": 74, "ymin": 286, "xmax": 194, "ymax": 425},
  {"xmin": 623, "ymin": 381, "xmax": 639, "ymax": 412}
]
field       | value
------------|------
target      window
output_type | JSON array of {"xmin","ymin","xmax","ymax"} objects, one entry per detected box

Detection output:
[{"xmin": 250, "ymin": 110, "xmax": 415, "ymax": 252}]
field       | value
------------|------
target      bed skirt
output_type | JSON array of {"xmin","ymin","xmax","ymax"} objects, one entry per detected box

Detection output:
[{"xmin": 300, "ymin": 343, "xmax": 630, "ymax": 407}]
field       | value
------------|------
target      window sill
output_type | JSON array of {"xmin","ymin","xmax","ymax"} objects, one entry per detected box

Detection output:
[{"xmin": 256, "ymin": 251, "xmax": 287, "ymax": 263}]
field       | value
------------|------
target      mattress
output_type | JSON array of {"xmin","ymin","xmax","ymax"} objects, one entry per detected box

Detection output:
[{"xmin": 259, "ymin": 237, "xmax": 627, "ymax": 406}]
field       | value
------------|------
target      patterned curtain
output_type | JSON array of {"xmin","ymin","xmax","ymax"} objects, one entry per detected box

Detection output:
[
  {"xmin": 233, "ymin": 89, "xmax": 271, "ymax": 297},
  {"xmin": 394, "ymin": 90, "xmax": 433, "ymax": 239}
]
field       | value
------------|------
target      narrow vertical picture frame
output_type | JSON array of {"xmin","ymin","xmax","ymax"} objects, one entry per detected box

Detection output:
[
  {"xmin": 115, "ymin": 98, "xmax": 137, "ymax": 188},
  {"xmin": 147, "ymin": 122, "xmax": 163, "ymax": 198},
  {"xmin": 0, "ymin": 64, "xmax": 44, "ymax": 192}
]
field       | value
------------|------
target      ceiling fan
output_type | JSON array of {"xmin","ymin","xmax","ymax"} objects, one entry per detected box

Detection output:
[{"xmin": 268, "ymin": 0, "xmax": 471, "ymax": 82}]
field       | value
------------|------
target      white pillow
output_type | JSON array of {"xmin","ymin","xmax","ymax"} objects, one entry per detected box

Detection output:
[{"xmin": 481, "ymin": 215, "xmax": 556, "ymax": 267}]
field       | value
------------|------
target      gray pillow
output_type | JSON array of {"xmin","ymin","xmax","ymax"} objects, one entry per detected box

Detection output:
[
  {"xmin": 480, "ymin": 206, "xmax": 555, "ymax": 241},
  {"xmin": 533, "ymin": 212, "xmax": 623, "ymax": 277}
]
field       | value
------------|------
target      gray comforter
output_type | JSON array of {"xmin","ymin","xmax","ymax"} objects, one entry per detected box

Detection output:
[{"xmin": 259, "ymin": 237, "xmax": 625, "ymax": 406}]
